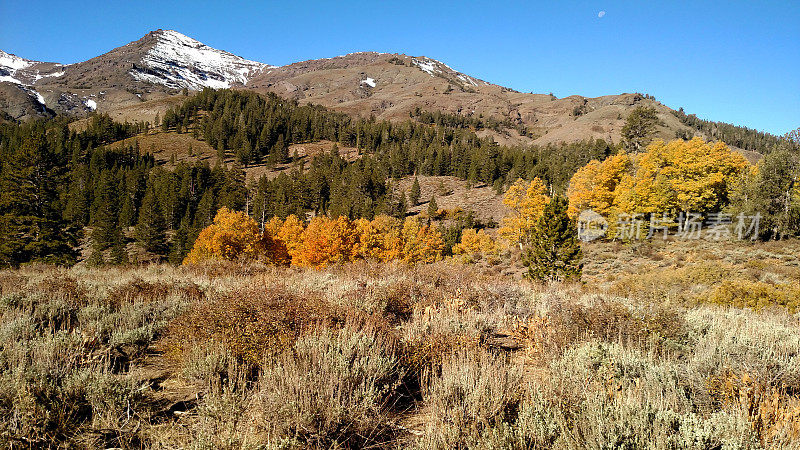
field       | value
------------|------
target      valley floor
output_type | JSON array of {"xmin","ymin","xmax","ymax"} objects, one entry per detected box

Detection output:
[{"xmin": 1, "ymin": 239, "xmax": 799, "ymax": 448}]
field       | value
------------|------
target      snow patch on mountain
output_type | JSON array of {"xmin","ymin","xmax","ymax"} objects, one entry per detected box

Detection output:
[
  {"xmin": 18, "ymin": 85, "xmax": 47, "ymax": 108},
  {"xmin": 412, "ymin": 56, "xmax": 489, "ymax": 87},
  {"xmin": 84, "ymin": 99, "xmax": 97, "ymax": 110},
  {"xmin": 361, "ymin": 77, "xmax": 376, "ymax": 88},
  {"xmin": 32, "ymin": 90, "xmax": 46, "ymax": 106},
  {"xmin": 130, "ymin": 30, "xmax": 273, "ymax": 90},
  {"xmin": 0, "ymin": 50, "xmax": 36, "ymax": 85},
  {"xmin": 34, "ymin": 70, "xmax": 65, "ymax": 82},
  {"xmin": 412, "ymin": 57, "xmax": 439, "ymax": 76},
  {"xmin": 0, "ymin": 51, "xmax": 35, "ymax": 71},
  {"xmin": 0, "ymin": 74, "xmax": 22, "ymax": 84},
  {"xmin": 457, "ymin": 74, "xmax": 478, "ymax": 87}
]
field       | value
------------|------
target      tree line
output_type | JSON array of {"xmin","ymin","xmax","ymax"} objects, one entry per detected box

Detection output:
[
  {"xmin": 671, "ymin": 108, "xmax": 797, "ymax": 155},
  {"xmin": 160, "ymin": 88, "xmax": 615, "ymax": 190},
  {"xmin": 0, "ymin": 89, "xmax": 617, "ymax": 267},
  {"xmin": 10, "ymin": 88, "xmax": 791, "ymax": 269}
]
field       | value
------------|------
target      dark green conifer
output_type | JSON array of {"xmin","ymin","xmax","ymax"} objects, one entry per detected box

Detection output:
[
  {"xmin": 522, "ymin": 196, "xmax": 582, "ymax": 282},
  {"xmin": 90, "ymin": 169, "xmax": 119, "ymax": 252},
  {"xmin": 0, "ymin": 129, "xmax": 77, "ymax": 266},
  {"xmin": 135, "ymin": 187, "xmax": 168, "ymax": 256},
  {"xmin": 109, "ymin": 230, "xmax": 129, "ymax": 265},
  {"xmin": 427, "ymin": 196, "xmax": 439, "ymax": 219},
  {"xmin": 621, "ymin": 106, "xmax": 659, "ymax": 152},
  {"xmin": 410, "ymin": 177, "xmax": 421, "ymax": 206},
  {"xmin": 168, "ymin": 212, "xmax": 192, "ymax": 264}
]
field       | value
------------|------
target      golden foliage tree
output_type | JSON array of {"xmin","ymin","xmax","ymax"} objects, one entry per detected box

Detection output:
[
  {"xmin": 566, "ymin": 153, "xmax": 631, "ymax": 218},
  {"xmin": 613, "ymin": 138, "xmax": 748, "ymax": 217},
  {"xmin": 184, "ymin": 207, "xmax": 265, "ymax": 264},
  {"xmin": 277, "ymin": 214, "xmax": 306, "ymax": 265},
  {"xmin": 401, "ymin": 218, "xmax": 444, "ymax": 264},
  {"xmin": 499, "ymin": 177, "xmax": 551, "ymax": 246},
  {"xmin": 263, "ymin": 216, "xmax": 292, "ymax": 265},
  {"xmin": 185, "ymin": 210, "xmax": 461, "ymax": 268},
  {"xmin": 356, "ymin": 215, "xmax": 403, "ymax": 262},
  {"xmin": 452, "ymin": 228, "xmax": 498, "ymax": 257},
  {"xmin": 295, "ymin": 216, "xmax": 360, "ymax": 268},
  {"xmin": 567, "ymin": 138, "xmax": 749, "ymax": 234}
]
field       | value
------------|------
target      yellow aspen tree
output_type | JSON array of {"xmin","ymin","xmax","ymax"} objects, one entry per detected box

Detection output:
[
  {"xmin": 354, "ymin": 218, "xmax": 374, "ymax": 259},
  {"xmin": 452, "ymin": 228, "xmax": 498, "ymax": 257},
  {"xmin": 327, "ymin": 216, "xmax": 360, "ymax": 263},
  {"xmin": 614, "ymin": 138, "xmax": 748, "ymax": 217},
  {"xmin": 499, "ymin": 177, "xmax": 551, "ymax": 247},
  {"xmin": 401, "ymin": 217, "xmax": 444, "ymax": 264},
  {"xmin": 566, "ymin": 153, "xmax": 631, "ymax": 218},
  {"xmin": 296, "ymin": 216, "xmax": 360, "ymax": 268},
  {"xmin": 356, "ymin": 215, "xmax": 403, "ymax": 262},
  {"xmin": 183, "ymin": 207, "xmax": 264, "ymax": 264},
  {"xmin": 277, "ymin": 214, "xmax": 305, "ymax": 265},
  {"xmin": 263, "ymin": 216, "xmax": 291, "ymax": 265}
]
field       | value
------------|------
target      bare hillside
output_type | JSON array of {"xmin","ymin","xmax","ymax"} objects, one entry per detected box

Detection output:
[{"xmin": 2, "ymin": 30, "xmax": 708, "ymax": 148}]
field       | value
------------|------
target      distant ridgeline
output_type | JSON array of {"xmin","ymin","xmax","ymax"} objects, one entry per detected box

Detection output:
[
  {"xmin": 671, "ymin": 108, "xmax": 797, "ymax": 155},
  {"xmin": 18, "ymin": 88, "xmax": 798, "ymax": 267}
]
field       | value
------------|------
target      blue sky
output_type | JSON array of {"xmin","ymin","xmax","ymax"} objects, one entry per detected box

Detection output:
[{"xmin": 1, "ymin": 0, "xmax": 797, "ymax": 135}]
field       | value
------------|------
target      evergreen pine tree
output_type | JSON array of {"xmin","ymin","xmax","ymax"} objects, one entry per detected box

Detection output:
[
  {"xmin": 217, "ymin": 142, "xmax": 226, "ymax": 163},
  {"xmin": 410, "ymin": 177, "xmax": 421, "ymax": 206},
  {"xmin": 64, "ymin": 164, "xmax": 91, "ymax": 226},
  {"xmin": 427, "ymin": 196, "xmax": 439, "ymax": 219},
  {"xmin": 522, "ymin": 196, "xmax": 582, "ymax": 282},
  {"xmin": 168, "ymin": 211, "xmax": 192, "ymax": 264},
  {"xmin": 268, "ymin": 135, "xmax": 288, "ymax": 166},
  {"xmin": 118, "ymin": 173, "xmax": 138, "ymax": 227},
  {"xmin": 731, "ymin": 148, "xmax": 799, "ymax": 239},
  {"xmin": 90, "ymin": 169, "xmax": 119, "ymax": 252},
  {"xmin": 86, "ymin": 244, "xmax": 104, "ymax": 266},
  {"xmin": 109, "ymin": 230, "xmax": 129, "ymax": 265},
  {"xmin": 621, "ymin": 106, "xmax": 659, "ymax": 152},
  {"xmin": 396, "ymin": 190, "xmax": 408, "ymax": 219},
  {"xmin": 194, "ymin": 189, "xmax": 217, "ymax": 230},
  {"xmin": 218, "ymin": 165, "xmax": 247, "ymax": 211},
  {"xmin": 0, "ymin": 128, "xmax": 77, "ymax": 266},
  {"xmin": 134, "ymin": 187, "xmax": 168, "ymax": 256}
]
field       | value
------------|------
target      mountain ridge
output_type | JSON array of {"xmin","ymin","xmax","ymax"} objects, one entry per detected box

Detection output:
[{"xmin": 0, "ymin": 29, "xmax": 779, "ymax": 150}]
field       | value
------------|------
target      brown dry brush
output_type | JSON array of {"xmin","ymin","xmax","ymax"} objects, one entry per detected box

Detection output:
[
  {"xmin": 0, "ymin": 266, "xmax": 197, "ymax": 448},
  {"xmin": 1, "ymin": 259, "xmax": 800, "ymax": 448}
]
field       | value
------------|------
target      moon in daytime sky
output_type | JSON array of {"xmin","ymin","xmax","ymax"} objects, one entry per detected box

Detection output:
[{"xmin": 598, "ymin": 10, "xmax": 606, "ymax": 18}]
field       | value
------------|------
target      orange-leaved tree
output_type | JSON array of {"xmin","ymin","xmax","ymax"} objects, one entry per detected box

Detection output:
[
  {"xmin": 184, "ymin": 207, "xmax": 265, "ymax": 264},
  {"xmin": 499, "ymin": 177, "xmax": 551, "ymax": 247},
  {"xmin": 295, "ymin": 216, "xmax": 360, "ymax": 268},
  {"xmin": 276, "ymin": 214, "xmax": 306, "ymax": 265},
  {"xmin": 263, "ymin": 216, "xmax": 291, "ymax": 265}
]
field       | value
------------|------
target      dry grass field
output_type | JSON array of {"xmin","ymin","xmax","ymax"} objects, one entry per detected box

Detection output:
[{"xmin": 1, "ymin": 239, "xmax": 799, "ymax": 448}]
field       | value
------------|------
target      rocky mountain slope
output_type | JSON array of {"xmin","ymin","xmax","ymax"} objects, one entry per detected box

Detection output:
[
  {"xmin": 0, "ymin": 30, "xmax": 271, "ymax": 120},
  {"xmin": 246, "ymin": 52, "xmax": 696, "ymax": 146},
  {"xmin": 0, "ymin": 30, "xmax": 717, "ymax": 146}
]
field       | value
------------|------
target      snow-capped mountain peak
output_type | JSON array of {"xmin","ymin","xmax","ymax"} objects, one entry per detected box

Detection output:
[
  {"xmin": 129, "ymin": 29, "xmax": 273, "ymax": 90},
  {"xmin": 0, "ymin": 50, "xmax": 35, "ymax": 71},
  {"xmin": 0, "ymin": 50, "xmax": 37, "ymax": 84}
]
